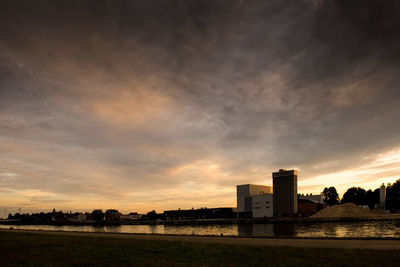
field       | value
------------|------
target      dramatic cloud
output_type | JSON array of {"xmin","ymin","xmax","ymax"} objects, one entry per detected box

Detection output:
[{"xmin": 1, "ymin": 0, "xmax": 400, "ymax": 215}]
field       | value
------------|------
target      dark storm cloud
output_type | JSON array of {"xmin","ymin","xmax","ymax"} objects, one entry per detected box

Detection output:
[{"xmin": 1, "ymin": 0, "xmax": 400, "ymax": 211}]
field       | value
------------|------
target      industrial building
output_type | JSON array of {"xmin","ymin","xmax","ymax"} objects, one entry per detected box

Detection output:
[
  {"xmin": 380, "ymin": 183, "xmax": 386, "ymax": 210},
  {"xmin": 273, "ymin": 169, "xmax": 298, "ymax": 216},
  {"xmin": 251, "ymin": 194, "xmax": 273, "ymax": 218},
  {"xmin": 236, "ymin": 184, "xmax": 272, "ymax": 213},
  {"xmin": 298, "ymin": 199, "xmax": 326, "ymax": 217},
  {"xmin": 236, "ymin": 169, "xmax": 299, "ymax": 218}
]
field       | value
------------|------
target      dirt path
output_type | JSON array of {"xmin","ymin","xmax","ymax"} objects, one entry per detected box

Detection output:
[{"xmin": 2, "ymin": 229, "xmax": 400, "ymax": 250}]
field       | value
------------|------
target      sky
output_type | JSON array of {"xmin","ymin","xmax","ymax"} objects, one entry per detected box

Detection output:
[{"xmin": 1, "ymin": 0, "xmax": 400, "ymax": 216}]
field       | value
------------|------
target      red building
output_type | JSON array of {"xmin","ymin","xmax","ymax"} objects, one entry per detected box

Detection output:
[{"xmin": 298, "ymin": 199, "xmax": 326, "ymax": 217}]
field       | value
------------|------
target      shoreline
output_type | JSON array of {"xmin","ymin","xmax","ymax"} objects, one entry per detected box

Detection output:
[
  {"xmin": 1, "ymin": 214, "xmax": 400, "ymax": 226},
  {"xmin": 1, "ymin": 228, "xmax": 400, "ymax": 249},
  {"xmin": 1, "ymin": 227, "xmax": 400, "ymax": 240}
]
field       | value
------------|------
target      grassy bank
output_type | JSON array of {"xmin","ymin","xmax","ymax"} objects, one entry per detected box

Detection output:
[{"xmin": 0, "ymin": 231, "xmax": 399, "ymax": 266}]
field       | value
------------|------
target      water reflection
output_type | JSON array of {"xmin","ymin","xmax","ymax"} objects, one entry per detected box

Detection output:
[
  {"xmin": 238, "ymin": 224, "xmax": 274, "ymax": 237},
  {"xmin": 163, "ymin": 225, "xmax": 238, "ymax": 236},
  {"xmin": 1, "ymin": 221, "xmax": 400, "ymax": 238},
  {"xmin": 273, "ymin": 224, "xmax": 297, "ymax": 237}
]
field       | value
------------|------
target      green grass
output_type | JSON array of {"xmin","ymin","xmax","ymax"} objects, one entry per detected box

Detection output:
[{"xmin": 0, "ymin": 231, "xmax": 399, "ymax": 266}]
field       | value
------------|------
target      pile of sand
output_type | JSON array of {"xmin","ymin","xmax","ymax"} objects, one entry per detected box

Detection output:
[{"xmin": 311, "ymin": 203, "xmax": 376, "ymax": 218}]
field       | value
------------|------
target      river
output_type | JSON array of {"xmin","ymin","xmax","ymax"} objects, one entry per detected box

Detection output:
[{"xmin": 2, "ymin": 221, "xmax": 400, "ymax": 238}]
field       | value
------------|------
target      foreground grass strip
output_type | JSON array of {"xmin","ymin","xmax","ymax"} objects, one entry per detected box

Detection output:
[{"xmin": 0, "ymin": 231, "xmax": 399, "ymax": 266}]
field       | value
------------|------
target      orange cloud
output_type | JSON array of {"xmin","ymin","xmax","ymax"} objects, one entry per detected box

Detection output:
[{"xmin": 88, "ymin": 87, "xmax": 176, "ymax": 127}]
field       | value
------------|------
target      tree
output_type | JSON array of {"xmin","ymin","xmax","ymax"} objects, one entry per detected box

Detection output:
[
  {"xmin": 365, "ymin": 189, "xmax": 380, "ymax": 209},
  {"xmin": 341, "ymin": 187, "xmax": 366, "ymax": 205},
  {"xmin": 105, "ymin": 209, "xmax": 121, "ymax": 221},
  {"xmin": 322, "ymin": 187, "xmax": 339, "ymax": 206},
  {"xmin": 147, "ymin": 210, "xmax": 157, "ymax": 220},
  {"xmin": 386, "ymin": 179, "xmax": 400, "ymax": 211},
  {"xmin": 91, "ymin": 209, "xmax": 104, "ymax": 223}
]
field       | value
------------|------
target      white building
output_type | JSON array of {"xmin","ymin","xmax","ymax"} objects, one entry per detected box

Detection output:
[
  {"xmin": 237, "ymin": 184, "xmax": 273, "ymax": 212},
  {"xmin": 66, "ymin": 213, "xmax": 87, "ymax": 222},
  {"xmin": 380, "ymin": 183, "xmax": 386, "ymax": 210},
  {"xmin": 252, "ymin": 194, "xmax": 273, "ymax": 218},
  {"xmin": 120, "ymin": 212, "xmax": 142, "ymax": 220}
]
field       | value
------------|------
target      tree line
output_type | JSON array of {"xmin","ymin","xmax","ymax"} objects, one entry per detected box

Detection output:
[{"xmin": 322, "ymin": 179, "xmax": 400, "ymax": 211}]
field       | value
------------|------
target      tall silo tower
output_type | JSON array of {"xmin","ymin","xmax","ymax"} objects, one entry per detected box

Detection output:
[{"xmin": 380, "ymin": 183, "xmax": 386, "ymax": 210}]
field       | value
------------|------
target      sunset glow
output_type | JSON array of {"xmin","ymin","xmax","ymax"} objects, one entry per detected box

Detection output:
[{"xmin": 1, "ymin": 0, "xmax": 400, "ymax": 217}]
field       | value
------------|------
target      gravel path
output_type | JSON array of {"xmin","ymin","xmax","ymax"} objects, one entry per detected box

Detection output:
[{"xmin": 2, "ymin": 229, "xmax": 400, "ymax": 250}]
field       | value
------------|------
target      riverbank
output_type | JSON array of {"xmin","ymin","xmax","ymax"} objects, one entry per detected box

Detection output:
[
  {"xmin": 1, "ymin": 229, "xmax": 399, "ymax": 266},
  {"xmin": 2, "ymin": 229, "xmax": 400, "ymax": 248},
  {"xmin": 1, "ymin": 213, "xmax": 400, "ymax": 226}
]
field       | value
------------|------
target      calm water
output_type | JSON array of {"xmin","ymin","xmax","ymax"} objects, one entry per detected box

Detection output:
[{"xmin": 1, "ymin": 221, "xmax": 400, "ymax": 238}]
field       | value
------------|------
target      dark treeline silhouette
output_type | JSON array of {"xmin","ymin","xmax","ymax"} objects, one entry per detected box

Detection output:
[
  {"xmin": 386, "ymin": 181, "xmax": 400, "ymax": 211},
  {"xmin": 91, "ymin": 209, "xmax": 104, "ymax": 223},
  {"xmin": 323, "ymin": 179, "xmax": 400, "ymax": 211},
  {"xmin": 341, "ymin": 187, "xmax": 380, "ymax": 209},
  {"xmin": 5, "ymin": 209, "xmax": 140, "ymax": 225}
]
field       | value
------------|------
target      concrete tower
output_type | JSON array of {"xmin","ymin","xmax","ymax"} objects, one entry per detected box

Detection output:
[
  {"xmin": 380, "ymin": 183, "xmax": 386, "ymax": 210},
  {"xmin": 273, "ymin": 169, "xmax": 298, "ymax": 216}
]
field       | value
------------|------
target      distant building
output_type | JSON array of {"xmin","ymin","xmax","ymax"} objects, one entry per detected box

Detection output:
[
  {"xmin": 51, "ymin": 211, "xmax": 67, "ymax": 222},
  {"xmin": 105, "ymin": 209, "xmax": 121, "ymax": 221},
  {"xmin": 64, "ymin": 213, "xmax": 87, "ymax": 222},
  {"xmin": 273, "ymin": 169, "xmax": 298, "ymax": 216},
  {"xmin": 120, "ymin": 212, "xmax": 142, "ymax": 221},
  {"xmin": 236, "ymin": 184, "xmax": 273, "ymax": 212},
  {"xmin": 252, "ymin": 194, "xmax": 273, "ymax": 218},
  {"xmin": 74, "ymin": 213, "xmax": 87, "ymax": 222},
  {"xmin": 298, "ymin": 199, "xmax": 326, "ymax": 217},
  {"xmin": 299, "ymin": 193, "xmax": 324, "ymax": 203}
]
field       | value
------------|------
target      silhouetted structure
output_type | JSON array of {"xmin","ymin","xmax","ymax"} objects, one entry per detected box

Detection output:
[
  {"xmin": 273, "ymin": 169, "xmax": 298, "ymax": 216},
  {"xmin": 236, "ymin": 184, "xmax": 272, "ymax": 213},
  {"xmin": 380, "ymin": 183, "xmax": 386, "ymax": 210},
  {"xmin": 163, "ymin": 207, "xmax": 236, "ymax": 220},
  {"xmin": 299, "ymin": 193, "xmax": 324, "ymax": 203},
  {"xmin": 298, "ymin": 199, "xmax": 326, "ymax": 217}
]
